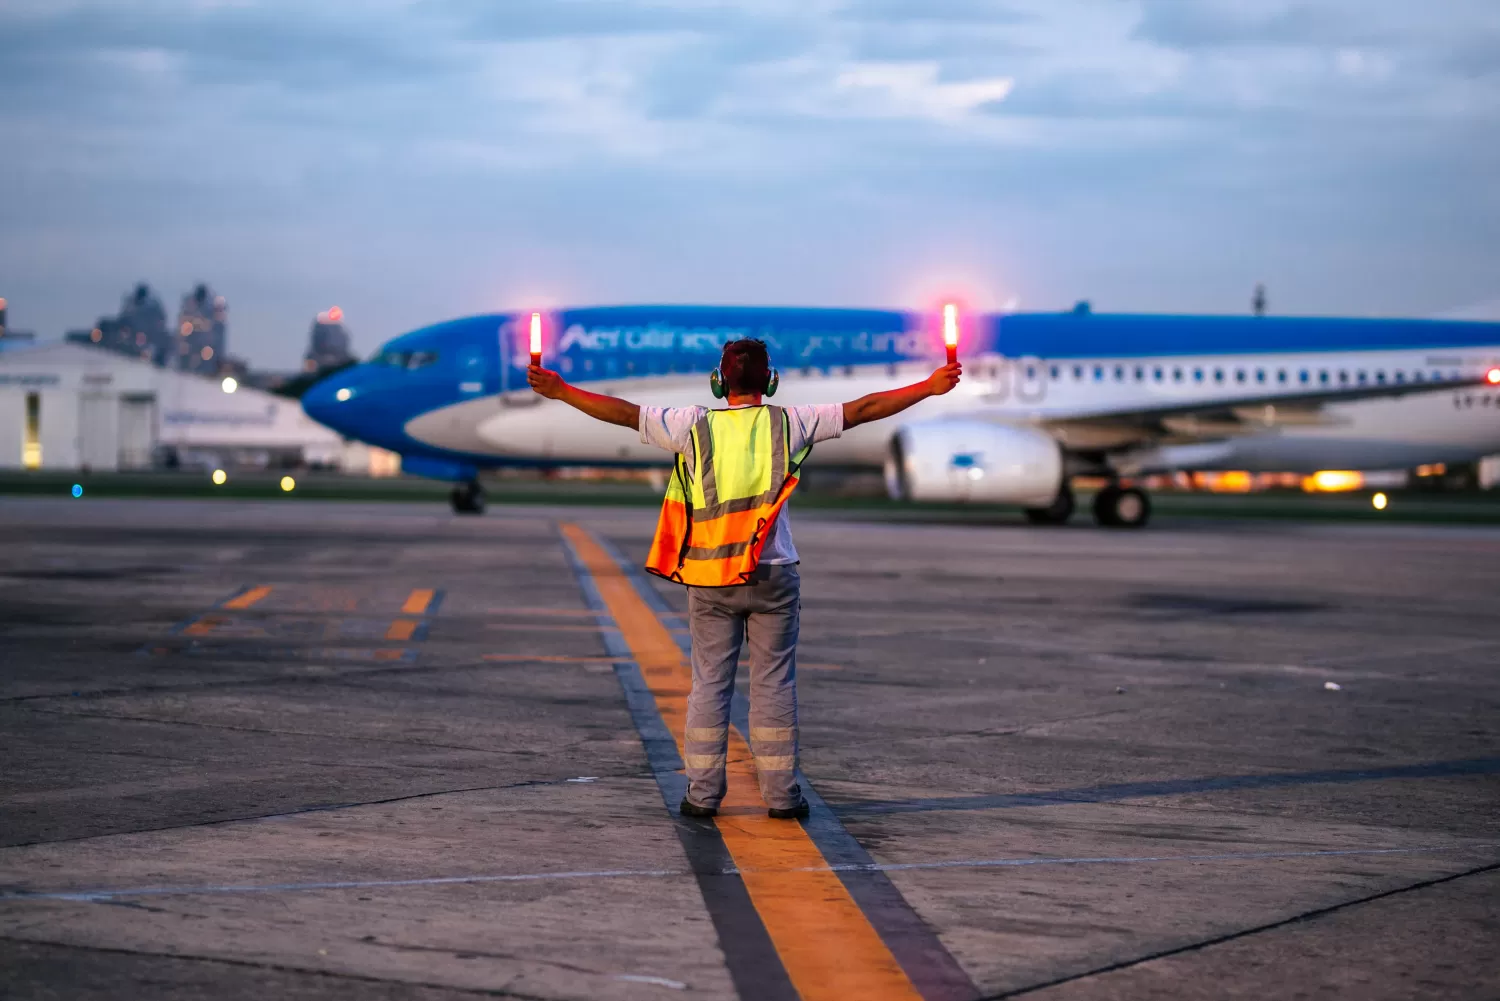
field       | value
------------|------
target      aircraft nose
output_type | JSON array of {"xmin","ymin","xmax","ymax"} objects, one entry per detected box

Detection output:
[{"xmin": 302, "ymin": 375, "xmax": 355, "ymax": 432}]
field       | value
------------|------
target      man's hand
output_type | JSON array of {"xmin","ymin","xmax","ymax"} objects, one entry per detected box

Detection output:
[
  {"xmin": 927, "ymin": 362, "xmax": 962, "ymax": 396},
  {"xmin": 527, "ymin": 365, "xmax": 566, "ymax": 399}
]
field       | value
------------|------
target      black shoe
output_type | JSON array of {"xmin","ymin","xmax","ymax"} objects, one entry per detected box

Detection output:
[
  {"xmin": 679, "ymin": 798, "xmax": 717, "ymax": 818},
  {"xmin": 767, "ymin": 799, "xmax": 809, "ymax": 820}
]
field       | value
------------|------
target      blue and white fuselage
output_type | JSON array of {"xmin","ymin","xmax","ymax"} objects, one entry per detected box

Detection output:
[{"xmin": 302, "ymin": 305, "xmax": 1500, "ymax": 522}]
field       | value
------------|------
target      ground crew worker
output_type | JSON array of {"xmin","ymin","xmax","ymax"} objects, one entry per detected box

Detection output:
[{"xmin": 529, "ymin": 340, "xmax": 960, "ymax": 819}]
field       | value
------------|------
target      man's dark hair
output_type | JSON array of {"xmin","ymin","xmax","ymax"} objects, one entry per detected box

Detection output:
[{"xmin": 720, "ymin": 338, "xmax": 772, "ymax": 395}]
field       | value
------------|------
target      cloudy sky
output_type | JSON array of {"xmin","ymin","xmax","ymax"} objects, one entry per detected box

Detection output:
[{"xmin": 2, "ymin": 0, "xmax": 1497, "ymax": 367}]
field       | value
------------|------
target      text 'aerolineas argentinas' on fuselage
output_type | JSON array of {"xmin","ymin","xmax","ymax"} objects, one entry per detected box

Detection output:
[{"xmin": 523, "ymin": 322, "xmax": 931, "ymax": 361}]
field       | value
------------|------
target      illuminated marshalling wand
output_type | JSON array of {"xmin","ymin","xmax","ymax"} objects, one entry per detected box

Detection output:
[
  {"xmin": 943, "ymin": 303, "xmax": 960, "ymax": 366},
  {"xmin": 529, "ymin": 312, "xmax": 543, "ymax": 368}
]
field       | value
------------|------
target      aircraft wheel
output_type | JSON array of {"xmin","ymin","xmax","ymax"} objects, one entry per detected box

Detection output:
[
  {"xmin": 1024, "ymin": 483, "xmax": 1075, "ymax": 525},
  {"xmin": 1093, "ymin": 485, "xmax": 1150, "ymax": 528},
  {"xmin": 450, "ymin": 480, "xmax": 486, "ymax": 515}
]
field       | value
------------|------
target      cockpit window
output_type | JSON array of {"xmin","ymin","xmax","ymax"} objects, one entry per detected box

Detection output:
[{"xmin": 370, "ymin": 349, "xmax": 439, "ymax": 370}]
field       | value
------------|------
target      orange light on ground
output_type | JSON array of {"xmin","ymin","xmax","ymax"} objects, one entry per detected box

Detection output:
[
  {"xmin": 1303, "ymin": 470, "xmax": 1364, "ymax": 493},
  {"xmin": 1372, "ymin": 492, "xmax": 1389, "ymax": 510},
  {"xmin": 942, "ymin": 303, "xmax": 959, "ymax": 365},
  {"xmin": 529, "ymin": 312, "xmax": 543, "ymax": 367},
  {"xmin": 1487, "ymin": 367, "xmax": 1500, "ymax": 385}
]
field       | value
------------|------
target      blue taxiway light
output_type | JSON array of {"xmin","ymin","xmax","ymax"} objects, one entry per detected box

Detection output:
[{"xmin": 71, "ymin": 484, "xmax": 83, "ymax": 498}]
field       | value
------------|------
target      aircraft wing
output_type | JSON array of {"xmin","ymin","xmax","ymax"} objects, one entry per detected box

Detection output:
[{"xmin": 1032, "ymin": 374, "xmax": 1497, "ymax": 451}]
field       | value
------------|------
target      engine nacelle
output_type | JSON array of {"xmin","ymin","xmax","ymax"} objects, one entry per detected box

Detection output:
[{"xmin": 885, "ymin": 420, "xmax": 1063, "ymax": 506}]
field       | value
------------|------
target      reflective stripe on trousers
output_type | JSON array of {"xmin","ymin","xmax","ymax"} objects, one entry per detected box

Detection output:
[{"xmin": 683, "ymin": 563, "xmax": 801, "ymax": 811}]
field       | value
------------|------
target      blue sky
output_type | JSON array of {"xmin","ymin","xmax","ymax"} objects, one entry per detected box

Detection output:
[{"xmin": 1, "ymin": 0, "xmax": 1497, "ymax": 367}]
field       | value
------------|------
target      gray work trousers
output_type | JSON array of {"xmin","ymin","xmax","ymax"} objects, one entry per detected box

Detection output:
[{"xmin": 683, "ymin": 564, "xmax": 801, "ymax": 811}]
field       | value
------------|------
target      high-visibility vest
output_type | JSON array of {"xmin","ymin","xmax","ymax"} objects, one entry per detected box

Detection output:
[{"xmin": 645, "ymin": 405, "xmax": 812, "ymax": 587}]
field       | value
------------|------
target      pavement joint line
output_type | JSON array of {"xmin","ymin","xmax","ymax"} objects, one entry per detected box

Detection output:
[
  {"xmin": 979, "ymin": 858, "xmax": 1500, "ymax": 1000},
  {"xmin": 1, "ymin": 775, "xmax": 647, "ymax": 849},
  {"xmin": 0, "ymin": 935, "xmax": 552, "ymax": 1000},
  {"xmin": 12, "ymin": 705, "xmax": 571, "ymax": 757},
  {"xmin": 6, "ymin": 844, "xmax": 1495, "ymax": 903},
  {"xmin": 840, "ymin": 756, "xmax": 1500, "ymax": 816},
  {"xmin": 564, "ymin": 523, "xmax": 934, "ymax": 1001}
]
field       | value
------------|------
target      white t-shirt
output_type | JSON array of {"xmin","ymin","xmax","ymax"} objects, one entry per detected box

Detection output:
[{"xmin": 639, "ymin": 403, "xmax": 844, "ymax": 565}]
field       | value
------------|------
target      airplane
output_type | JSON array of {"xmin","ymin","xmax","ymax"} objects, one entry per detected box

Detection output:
[{"xmin": 300, "ymin": 303, "xmax": 1500, "ymax": 527}]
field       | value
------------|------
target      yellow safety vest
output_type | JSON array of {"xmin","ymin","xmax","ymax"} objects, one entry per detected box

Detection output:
[{"xmin": 645, "ymin": 406, "xmax": 812, "ymax": 587}]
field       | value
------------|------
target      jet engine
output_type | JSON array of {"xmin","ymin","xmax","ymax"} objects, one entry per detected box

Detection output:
[{"xmin": 885, "ymin": 420, "xmax": 1064, "ymax": 506}]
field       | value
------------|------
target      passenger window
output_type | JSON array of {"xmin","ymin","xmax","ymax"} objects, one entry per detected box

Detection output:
[
  {"xmin": 1093, "ymin": 365, "xmax": 1104, "ymax": 381},
  {"xmin": 1213, "ymin": 368, "xmax": 1224, "ymax": 383},
  {"xmin": 1299, "ymin": 369, "xmax": 1310, "ymax": 384},
  {"xmin": 1356, "ymin": 370, "xmax": 1367, "ymax": 384},
  {"xmin": 1153, "ymin": 366, "xmax": 1164, "ymax": 382},
  {"xmin": 1193, "ymin": 368, "xmax": 1204, "ymax": 382},
  {"xmin": 1114, "ymin": 365, "xmax": 1125, "ymax": 381},
  {"xmin": 1049, "ymin": 364, "xmax": 1060, "ymax": 380},
  {"xmin": 1277, "ymin": 369, "xmax": 1287, "ymax": 384},
  {"xmin": 1319, "ymin": 370, "xmax": 1329, "ymax": 385},
  {"xmin": 1133, "ymin": 365, "xmax": 1144, "ymax": 381},
  {"xmin": 1025, "ymin": 364, "xmax": 1036, "ymax": 379},
  {"xmin": 1073, "ymin": 365, "xmax": 1084, "ymax": 380},
  {"xmin": 1255, "ymin": 369, "xmax": 1265, "ymax": 383},
  {"xmin": 1337, "ymin": 370, "xmax": 1348, "ymax": 384},
  {"xmin": 1173, "ymin": 367, "xmax": 1183, "ymax": 382}
]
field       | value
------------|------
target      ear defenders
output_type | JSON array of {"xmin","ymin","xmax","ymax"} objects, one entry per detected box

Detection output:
[{"xmin": 710, "ymin": 366, "xmax": 779, "ymax": 399}]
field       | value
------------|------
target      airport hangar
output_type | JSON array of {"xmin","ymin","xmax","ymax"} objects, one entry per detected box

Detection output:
[{"xmin": 0, "ymin": 340, "xmax": 345, "ymax": 473}]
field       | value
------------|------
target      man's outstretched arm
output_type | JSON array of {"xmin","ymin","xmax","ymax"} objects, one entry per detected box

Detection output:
[
  {"xmin": 527, "ymin": 365, "xmax": 640, "ymax": 429},
  {"xmin": 842, "ymin": 362, "xmax": 961, "ymax": 429}
]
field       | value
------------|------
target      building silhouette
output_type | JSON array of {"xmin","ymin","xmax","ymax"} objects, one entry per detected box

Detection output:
[
  {"xmin": 174, "ymin": 284, "xmax": 227, "ymax": 374},
  {"xmin": 304, "ymin": 307, "xmax": 355, "ymax": 373}
]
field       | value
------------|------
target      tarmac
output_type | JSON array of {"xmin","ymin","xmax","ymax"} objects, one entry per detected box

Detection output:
[{"xmin": 1, "ymin": 496, "xmax": 1497, "ymax": 1000}]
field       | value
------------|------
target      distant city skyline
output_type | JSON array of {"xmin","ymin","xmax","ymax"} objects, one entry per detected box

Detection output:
[{"xmin": 2, "ymin": 0, "xmax": 1497, "ymax": 369}]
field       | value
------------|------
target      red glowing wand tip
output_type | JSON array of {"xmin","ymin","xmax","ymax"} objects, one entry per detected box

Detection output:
[{"xmin": 529, "ymin": 312, "xmax": 543, "ymax": 367}]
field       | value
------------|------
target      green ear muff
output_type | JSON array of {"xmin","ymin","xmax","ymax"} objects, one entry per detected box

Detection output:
[{"xmin": 710, "ymin": 365, "xmax": 778, "ymax": 398}]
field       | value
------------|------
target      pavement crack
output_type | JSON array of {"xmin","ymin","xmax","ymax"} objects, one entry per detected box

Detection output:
[
  {"xmin": 2, "ymin": 775, "xmax": 640, "ymax": 849},
  {"xmin": 18, "ymin": 706, "xmax": 526, "ymax": 756},
  {"xmin": 981, "ymin": 859, "xmax": 1500, "ymax": 999},
  {"xmin": 0, "ymin": 935, "xmax": 552, "ymax": 999}
]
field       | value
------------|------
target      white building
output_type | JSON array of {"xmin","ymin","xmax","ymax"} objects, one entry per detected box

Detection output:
[{"xmin": 0, "ymin": 341, "xmax": 343, "ymax": 471}]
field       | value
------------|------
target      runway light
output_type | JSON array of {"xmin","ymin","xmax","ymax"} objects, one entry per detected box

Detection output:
[
  {"xmin": 942, "ymin": 303, "xmax": 959, "ymax": 365},
  {"xmin": 529, "ymin": 312, "xmax": 542, "ymax": 367},
  {"xmin": 1488, "ymin": 368, "xmax": 1500, "ymax": 385},
  {"xmin": 71, "ymin": 484, "xmax": 83, "ymax": 498},
  {"xmin": 280, "ymin": 475, "xmax": 296, "ymax": 492},
  {"xmin": 1372, "ymin": 491, "xmax": 1388, "ymax": 511},
  {"xmin": 221, "ymin": 376, "xmax": 238, "ymax": 394},
  {"xmin": 335, "ymin": 387, "xmax": 352, "ymax": 402},
  {"xmin": 212, "ymin": 469, "xmax": 227, "ymax": 486}
]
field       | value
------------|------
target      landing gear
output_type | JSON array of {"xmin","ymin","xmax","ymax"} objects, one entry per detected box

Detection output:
[
  {"xmin": 450, "ymin": 479, "xmax": 486, "ymax": 515},
  {"xmin": 1092, "ymin": 484, "xmax": 1150, "ymax": 528},
  {"xmin": 1024, "ymin": 483, "xmax": 1075, "ymax": 525}
]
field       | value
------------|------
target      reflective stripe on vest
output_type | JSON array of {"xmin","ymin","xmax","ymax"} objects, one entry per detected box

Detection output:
[{"xmin": 644, "ymin": 405, "xmax": 811, "ymax": 587}]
